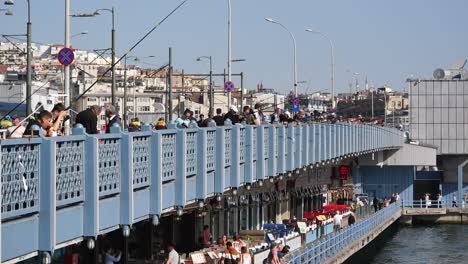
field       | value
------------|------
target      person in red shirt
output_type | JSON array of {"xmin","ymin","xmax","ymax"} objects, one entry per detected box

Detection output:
[{"xmin": 201, "ymin": 225, "xmax": 212, "ymax": 248}]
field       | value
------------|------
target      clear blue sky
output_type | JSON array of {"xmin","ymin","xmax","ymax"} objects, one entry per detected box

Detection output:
[{"xmin": 1, "ymin": 0, "xmax": 467, "ymax": 94}]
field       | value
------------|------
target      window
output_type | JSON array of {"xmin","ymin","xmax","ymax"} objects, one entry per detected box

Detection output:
[
  {"xmin": 138, "ymin": 106, "xmax": 150, "ymax": 112},
  {"xmin": 88, "ymin": 97, "xmax": 97, "ymax": 102},
  {"xmin": 138, "ymin": 97, "xmax": 150, "ymax": 103}
]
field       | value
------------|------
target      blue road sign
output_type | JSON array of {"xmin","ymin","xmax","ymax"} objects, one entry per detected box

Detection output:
[
  {"xmin": 57, "ymin": 47, "xmax": 75, "ymax": 66},
  {"xmin": 292, "ymin": 104, "xmax": 300, "ymax": 112},
  {"xmin": 224, "ymin": 81, "xmax": 235, "ymax": 92}
]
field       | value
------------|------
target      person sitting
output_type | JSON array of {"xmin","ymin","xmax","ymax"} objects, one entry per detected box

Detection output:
[
  {"xmin": 7, "ymin": 117, "xmax": 25, "ymax": 138},
  {"xmin": 224, "ymin": 241, "xmax": 240, "ymax": 256},
  {"xmin": 155, "ymin": 118, "xmax": 167, "ymax": 130}
]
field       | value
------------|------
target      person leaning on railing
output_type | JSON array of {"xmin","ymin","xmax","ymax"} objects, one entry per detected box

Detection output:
[{"xmin": 37, "ymin": 110, "xmax": 68, "ymax": 137}]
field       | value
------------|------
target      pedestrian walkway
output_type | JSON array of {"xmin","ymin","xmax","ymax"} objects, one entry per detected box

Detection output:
[{"xmin": 286, "ymin": 202, "xmax": 402, "ymax": 264}]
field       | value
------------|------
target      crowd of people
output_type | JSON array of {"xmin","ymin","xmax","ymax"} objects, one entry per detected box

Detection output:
[{"xmin": 0, "ymin": 101, "xmax": 373, "ymax": 139}]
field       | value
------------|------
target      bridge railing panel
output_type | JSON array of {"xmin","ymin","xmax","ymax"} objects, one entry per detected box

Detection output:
[
  {"xmin": 215, "ymin": 122, "xmax": 233, "ymax": 193},
  {"xmin": 1, "ymin": 138, "xmax": 41, "ymax": 220},
  {"xmin": 286, "ymin": 125, "xmax": 295, "ymax": 172},
  {"xmin": 154, "ymin": 129, "xmax": 178, "ymax": 211},
  {"xmin": 53, "ymin": 136, "xmax": 86, "ymax": 207},
  {"xmin": 276, "ymin": 125, "xmax": 286, "ymax": 175},
  {"xmin": 177, "ymin": 126, "xmax": 198, "ymax": 205},
  {"xmin": 94, "ymin": 132, "xmax": 122, "ymax": 198}
]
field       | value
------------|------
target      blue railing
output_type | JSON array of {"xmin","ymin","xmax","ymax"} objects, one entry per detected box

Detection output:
[
  {"xmin": 287, "ymin": 202, "xmax": 402, "ymax": 264},
  {"xmin": 0, "ymin": 122, "xmax": 403, "ymax": 262}
]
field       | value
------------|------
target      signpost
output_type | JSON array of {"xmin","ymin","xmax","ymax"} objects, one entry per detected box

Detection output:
[
  {"xmin": 224, "ymin": 81, "xmax": 235, "ymax": 92},
  {"xmin": 57, "ymin": 47, "xmax": 75, "ymax": 66},
  {"xmin": 292, "ymin": 104, "xmax": 300, "ymax": 112}
]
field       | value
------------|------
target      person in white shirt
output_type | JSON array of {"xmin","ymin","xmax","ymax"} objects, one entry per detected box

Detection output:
[
  {"xmin": 104, "ymin": 247, "xmax": 121, "ymax": 264},
  {"xmin": 7, "ymin": 118, "xmax": 25, "ymax": 138},
  {"xmin": 167, "ymin": 242, "xmax": 179, "ymax": 264},
  {"xmin": 333, "ymin": 212, "xmax": 343, "ymax": 231}
]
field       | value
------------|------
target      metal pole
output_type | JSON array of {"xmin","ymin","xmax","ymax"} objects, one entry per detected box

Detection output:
[
  {"xmin": 133, "ymin": 74, "xmax": 137, "ymax": 119},
  {"xmin": 168, "ymin": 47, "xmax": 173, "ymax": 121},
  {"xmin": 371, "ymin": 90, "xmax": 374, "ymax": 119},
  {"xmin": 209, "ymin": 56, "xmax": 213, "ymax": 114},
  {"xmin": 384, "ymin": 92, "xmax": 387, "ymax": 125},
  {"xmin": 227, "ymin": 0, "xmax": 232, "ymax": 108},
  {"xmin": 393, "ymin": 102, "xmax": 395, "ymax": 127},
  {"xmin": 26, "ymin": 0, "xmax": 32, "ymax": 115},
  {"xmin": 111, "ymin": 7, "xmax": 116, "ymax": 106},
  {"xmin": 64, "ymin": 0, "xmax": 70, "ymax": 134},
  {"xmin": 123, "ymin": 55, "xmax": 127, "ymax": 128},
  {"xmin": 240, "ymin": 72, "xmax": 244, "ymax": 108}
]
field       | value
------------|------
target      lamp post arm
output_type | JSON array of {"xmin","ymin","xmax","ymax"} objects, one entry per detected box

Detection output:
[{"xmin": 275, "ymin": 21, "xmax": 298, "ymax": 97}]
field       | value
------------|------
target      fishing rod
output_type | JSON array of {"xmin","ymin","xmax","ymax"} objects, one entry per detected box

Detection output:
[
  {"xmin": 0, "ymin": 80, "xmax": 50, "ymax": 121},
  {"xmin": 72, "ymin": 0, "xmax": 190, "ymax": 106}
]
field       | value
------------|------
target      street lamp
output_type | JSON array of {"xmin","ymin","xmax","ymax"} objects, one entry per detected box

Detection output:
[
  {"xmin": 305, "ymin": 29, "xmax": 335, "ymax": 108},
  {"xmin": 5, "ymin": 0, "xmax": 32, "ymax": 115},
  {"xmin": 196, "ymin": 56, "xmax": 213, "ymax": 114},
  {"xmin": 71, "ymin": 30, "xmax": 88, "ymax": 38},
  {"xmin": 265, "ymin": 17, "xmax": 298, "ymax": 98},
  {"xmin": 72, "ymin": 7, "xmax": 116, "ymax": 106},
  {"xmin": 227, "ymin": 0, "xmax": 232, "ymax": 108}
]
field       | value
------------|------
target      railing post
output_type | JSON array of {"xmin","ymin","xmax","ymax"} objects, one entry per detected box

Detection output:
[
  {"xmin": 302, "ymin": 125, "xmax": 309, "ymax": 167},
  {"xmin": 196, "ymin": 127, "xmax": 207, "ymax": 200},
  {"xmin": 295, "ymin": 124, "xmax": 303, "ymax": 169},
  {"xmin": 286, "ymin": 125, "xmax": 295, "ymax": 172},
  {"xmin": 150, "ymin": 131, "xmax": 162, "ymax": 221},
  {"xmin": 215, "ymin": 126, "xmax": 226, "ymax": 193},
  {"xmin": 176, "ymin": 129, "xmax": 188, "ymax": 206},
  {"xmin": 231, "ymin": 124, "xmax": 241, "ymax": 187},
  {"xmin": 120, "ymin": 132, "xmax": 134, "ymax": 226},
  {"xmin": 257, "ymin": 125, "xmax": 266, "ymax": 181},
  {"xmin": 268, "ymin": 125, "xmax": 277, "ymax": 177},
  {"xmin": 83, "ymin": 134, "xmax": 99, "ymax": 238},
  {"xmin": 245, "ymin": 126, "xmax": 254, "ymax": 183},
  {"xmin": 39, "ymin": 138, "xmax": 56, "ymax": 253}
]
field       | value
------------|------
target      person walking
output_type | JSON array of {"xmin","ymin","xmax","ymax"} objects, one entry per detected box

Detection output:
[
  {"xmin": 333, "ymin": 212, "xmax": 343, "ymax": 232},
  {"xmin": 75, "ymin": 105, "xmax": 101, "ymax": 134},
  {"xmin": 452, "ymin": 195, "xmax": 457, "ymax": 207},
  {"xmin": 373, "ymin": 197, "xmax": 379, "ymax": 212},
  {"xmin": 166, "ymin": 242, "xmax": 179, "ymax": 264}
]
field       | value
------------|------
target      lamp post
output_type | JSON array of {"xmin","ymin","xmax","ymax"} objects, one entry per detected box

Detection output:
[
  {"xmin": 265, "ymin": 17, "xmax": 298, "ymax": 97},
  {"xmin": 5, "ymin": 0, "xmax": 32, "ymax": 115},
  {"xmin": 227, "ymin": 0, "xmax": 232, "ymax": 108},
  {"xmin": 305, "ymin": 29, "xmax": 335, "ymax": 108},
  {"xmin": 71, "ymin": 7, "xmax": 116, "ymax": 106},
  {"xmin": 197, "ymin": 56, "xmax": 213, "ymax": 114},
  {"xmin": 71, "ymin": 30, "xmax": 88, "ymax": 38},
  {"xmin": 123, "ymin": 55, "xmax": 137, "ymax": 128}
]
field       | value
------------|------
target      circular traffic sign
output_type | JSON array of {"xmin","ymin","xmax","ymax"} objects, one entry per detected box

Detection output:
[
  {"xmin": 224, "ymin": 81, "xmax": 235, "ymax": 92},
  {"xmin": 293, "ymin": 97, "xmax": 300, "ymax": 105},
  {"xmin": 57, "ymin": 47, "xmax": 75, "ymax": 66}
]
